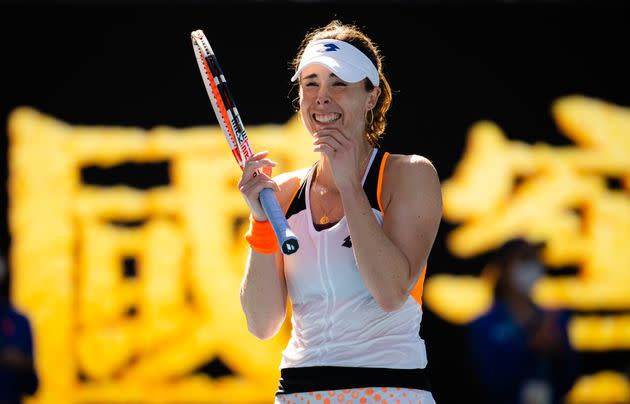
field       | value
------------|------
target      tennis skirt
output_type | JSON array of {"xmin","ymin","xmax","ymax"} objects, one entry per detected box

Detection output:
[{"xmin": 275, "ymin": 387, "xmax": 436, "ymax": 403}]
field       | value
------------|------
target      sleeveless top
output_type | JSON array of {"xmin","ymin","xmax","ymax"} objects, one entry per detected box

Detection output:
[{"xmin": 280, "ymin": 148, "xmax": 428, "ymax": 370}]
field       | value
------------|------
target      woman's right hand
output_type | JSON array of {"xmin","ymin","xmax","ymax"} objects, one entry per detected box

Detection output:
[{"xmin": 237, "ymin": 151, "xmax": 280, "ymax": 221}]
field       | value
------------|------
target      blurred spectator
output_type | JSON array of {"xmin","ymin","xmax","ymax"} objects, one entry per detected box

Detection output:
[
  {"xmin": 1, "ymin": 253, "xmax": 38, "ymax": 404},
  {"xmin": 467, "ymin": 238, "xmax": 578, "ymax": 404}
]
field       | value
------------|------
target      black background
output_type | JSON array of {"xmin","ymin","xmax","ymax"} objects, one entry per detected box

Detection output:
[{"xmin": 2, "ymin": 2, "xmax": 629, "ymax": 403}]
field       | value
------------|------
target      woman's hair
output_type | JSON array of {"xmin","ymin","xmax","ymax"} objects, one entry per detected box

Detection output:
[{"xmin": 291, "ymin": 20, "xmax": 393, "ymax": 147}]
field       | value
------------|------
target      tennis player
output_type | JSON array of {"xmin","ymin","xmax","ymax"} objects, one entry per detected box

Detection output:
[{"xmin": 238, "ymin": 20, "xmax": 442, "ymax": 403}]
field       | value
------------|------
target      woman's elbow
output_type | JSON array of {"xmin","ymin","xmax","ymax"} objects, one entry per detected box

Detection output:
[
  {"xmin": 376, "ymin": 289, "xmax": 408, "ymax": 312},
  {"xmin": 247, "ymin": 320, "xmax": 283, "ymax": 340},
  {"xmin": 247, "ymin": 325, "xmax": 272, "ymax": 340}
]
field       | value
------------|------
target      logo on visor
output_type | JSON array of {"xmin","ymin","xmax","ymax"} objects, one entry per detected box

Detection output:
[{"xmin": 318, "ymin": 43, "xmax": 340, "ymax": 53}]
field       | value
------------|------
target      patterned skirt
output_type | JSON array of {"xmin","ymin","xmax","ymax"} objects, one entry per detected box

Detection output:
[{"xmin": 275, "ymin": 387, "xmax": 435, "ymax": 404}]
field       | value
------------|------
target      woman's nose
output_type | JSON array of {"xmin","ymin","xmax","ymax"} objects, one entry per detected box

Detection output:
[{"xmin": 316, "ymin": 86, "xmax": 330, "ymax": 105}]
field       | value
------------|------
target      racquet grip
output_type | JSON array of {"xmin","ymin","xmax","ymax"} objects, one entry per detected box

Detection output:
[{"xmin": 259, "ymin": 188, "xmax": 299, "ymax": 255}]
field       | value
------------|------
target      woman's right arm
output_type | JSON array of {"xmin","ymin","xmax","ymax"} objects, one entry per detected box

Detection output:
[
  {"xmin": 240, "ymin": 246, "xmax": 287, "ymax": 340},
  {"xmin": 237, "ymin": 151, "xmax": 300, "ymax": 340}
]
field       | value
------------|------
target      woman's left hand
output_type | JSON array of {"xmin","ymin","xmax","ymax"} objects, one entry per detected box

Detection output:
[{"xmin": 312, "ymin": 127, "xmax": 365, "ymax": 190}]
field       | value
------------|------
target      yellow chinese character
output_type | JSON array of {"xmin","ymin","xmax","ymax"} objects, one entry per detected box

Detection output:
[
  {"xmin": 9, "ymin": 106, "xmax": 315, "ymax": 403},
  {"xmin": 425, "ymin": 95, "xmax": 630, "ymax": 402}
]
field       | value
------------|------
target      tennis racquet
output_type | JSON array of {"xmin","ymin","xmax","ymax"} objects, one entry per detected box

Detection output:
[{"xmin": 191, "ymin": 29, "xmax": 299, "ymax": 255}]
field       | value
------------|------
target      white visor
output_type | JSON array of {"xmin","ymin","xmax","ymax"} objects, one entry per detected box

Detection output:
[{"xmin": 291, "ymin": 39, "xmax": 379, "ymax": 87}]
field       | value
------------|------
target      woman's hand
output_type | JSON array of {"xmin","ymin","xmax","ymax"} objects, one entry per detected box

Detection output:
[
  {"xmin": 237, "ymin": 151, "xmax": 279, "ymax": 221},
  {"xmin": 312, "ymin": 128, "xmax": 366, "ymax": 190}
]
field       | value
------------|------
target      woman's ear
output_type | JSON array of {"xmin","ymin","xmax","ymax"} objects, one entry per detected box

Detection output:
[{"xmin": 367, "ymin": 86, "xmax": 381, "ymax": 109}]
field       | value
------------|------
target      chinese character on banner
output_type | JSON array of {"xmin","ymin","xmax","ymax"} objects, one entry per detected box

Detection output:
[
  {"xmin": 425, "ymin": 95, "xmax": 630, "ymax": 404},
  {"xmin": 8, "ymin": 107, "xmax": 315, "ymax": 404}
]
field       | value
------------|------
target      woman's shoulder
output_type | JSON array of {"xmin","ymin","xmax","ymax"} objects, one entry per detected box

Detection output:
[
  {"xmin": 384, "ymin": 153, "xmax": 439, "ymax": 186},
  {"xmin": 273, "ymin": 167, "xmax": 311, "ymax": 188},
  {"xmin": 380, "ymin": 152, "xmax": 441, "ymax": 211},
  {"xmin": 272, "ymin": 167, "xmax": 311, "ymax": 209}
]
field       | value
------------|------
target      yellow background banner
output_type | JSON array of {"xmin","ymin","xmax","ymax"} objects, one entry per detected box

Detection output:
[
  {"xmin": 8, "ymin": 95, "xmax": 630, "ymax": 403},
  {"xmin": 9, "ymin": 107, "xmax": 315, "ymax": 403},
  {"xmin": 425, "ymin": 95, "xmax": 630, "ymax": 403}
]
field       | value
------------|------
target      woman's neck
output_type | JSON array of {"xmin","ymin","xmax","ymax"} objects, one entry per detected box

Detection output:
[{"xmin": 314, "ymin": 157, "xmax": 336, "ymax": 191}]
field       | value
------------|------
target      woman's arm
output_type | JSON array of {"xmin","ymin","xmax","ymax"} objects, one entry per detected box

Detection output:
[
  {"xmin": 340, "ymin": 154, "xmax": 442, "ymax": 311},
  {"xmin": 239, "ymin": 169, "xmax": 303, "ymax": 339},
  {"xmin": 240, "ymin": 245, "xmax": 288, "ymax": 340}
]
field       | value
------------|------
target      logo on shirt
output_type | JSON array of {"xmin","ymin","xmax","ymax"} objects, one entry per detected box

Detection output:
[{"xmin": 342, "ymin": 236, "xmax": 352, "ymax": 248}]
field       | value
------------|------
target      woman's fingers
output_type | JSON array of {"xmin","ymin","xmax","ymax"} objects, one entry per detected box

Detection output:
[
  {"xmin": 250, "ymin": 150, "xmax": 270, "ymax": 160},
  {"xmin": 243, "ymin": 157, "xmax": 277, "ymax": 179},
  {"xmin": 240, "ymin": 175, "xmax": 280, "ymax": 196},
  {"xmin": 312, "ymin": 128, "xmax": 355, "ymax": 154},
  {"xmin": 243, "ymin": 150, "xmax": 271, "ymax": 171},
  {"xmin": 315, "ymin": 128, "xmax": 352, "ymax": 143},
  {"xmin": 313, "ymin": 142, "xmax": 337, "ymax": 155},
  {"xmin": 313, "ymin": 134, "xmax": 343, "ymax": 152},
  {"xmin": 313, "ymin": 134, "xmax": 342, "ymax": 158},
  {"xmin": 239, "ymin": 168, "xmax": 278, "ymax": 193},
  {"xmin": 236, "ymin": 151, "xmax": 280, "ymax": 220},
  {"xmin": 238, "ymin": 171, "xmax": 279, "ymax": 221},
  {"xmin": 239, "ymin": 153, "xmax": 279, "ymax": 191}
]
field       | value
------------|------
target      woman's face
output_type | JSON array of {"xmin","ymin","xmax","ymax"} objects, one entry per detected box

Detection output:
[{"xmin": 297, "ymin": 64, "xmax": 379, "ymax": 140}]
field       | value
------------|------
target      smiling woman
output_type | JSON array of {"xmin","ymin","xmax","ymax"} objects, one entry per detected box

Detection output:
[
  {"xmin": 236, "ymin": 20, "xmax": 443, "ymax": 403},
  {"xmin": 291, "ymin": 24, "xmax": 392, "ymax": 149}
]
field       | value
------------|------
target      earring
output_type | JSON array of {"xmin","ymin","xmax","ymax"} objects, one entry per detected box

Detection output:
[
  {"xmin": 366, "ymin": 109, "xmax": 374, "ymax": 126},
  {"xmin": 292, "ymin": 97, "xmax": 300, "ymax": 112}
]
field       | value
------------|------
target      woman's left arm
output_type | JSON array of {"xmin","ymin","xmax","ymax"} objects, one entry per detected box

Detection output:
[{"xmin": 340, "ymin": 154, "xmax": 443, "ymax": 312}]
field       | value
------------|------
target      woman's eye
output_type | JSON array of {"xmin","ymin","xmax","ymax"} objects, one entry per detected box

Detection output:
[
  {"xmin": 333, "ymin": 82, "xmax": 347, "ymax": 87},
  {"xmin": 304, "ymin": 82, "xmax": 317, "ymax": 87}
]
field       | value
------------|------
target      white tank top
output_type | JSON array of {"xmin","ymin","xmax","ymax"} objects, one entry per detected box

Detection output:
[{"xmin": 281, "ymin": 148, "xmax": 428, "ymax": 370}]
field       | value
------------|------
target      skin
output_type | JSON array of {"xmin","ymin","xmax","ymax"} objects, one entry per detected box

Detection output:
[{"xmin": 238, "ymin": 64, "xmax": 443, "ymax": 339}]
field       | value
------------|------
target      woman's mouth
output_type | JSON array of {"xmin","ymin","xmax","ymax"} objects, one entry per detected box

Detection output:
[{"xmin": 313, "ymin": 113, "xmax": 341, "ymax": 124}]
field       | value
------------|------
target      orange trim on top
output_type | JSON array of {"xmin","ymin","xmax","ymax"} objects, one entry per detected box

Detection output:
[
  {"xmin": 376, "ymin": 152, "xmax": 390, "ymax": 214},
  {"xmin": 410, "ymin": 265, "xmax": 427, "ymax": 306}
]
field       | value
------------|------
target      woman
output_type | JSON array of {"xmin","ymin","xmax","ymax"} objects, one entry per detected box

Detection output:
[{"xmin": 238, "ymin": 20, "xmax": 442, "ymax": 403}]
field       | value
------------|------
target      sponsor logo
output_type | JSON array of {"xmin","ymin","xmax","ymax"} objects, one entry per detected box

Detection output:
[
  {"xmin": 342, "ymin": 235, "xmax": 352, "ymax": 248},
  {"xmin": 319, "ymin": 43, "xmax": 340, "ymax": 53}
]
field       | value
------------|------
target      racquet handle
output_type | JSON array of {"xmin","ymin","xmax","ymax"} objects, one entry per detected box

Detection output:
[{"xmin": 259, "ymin": 188, "xmax": 299, "ymax": 255}]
